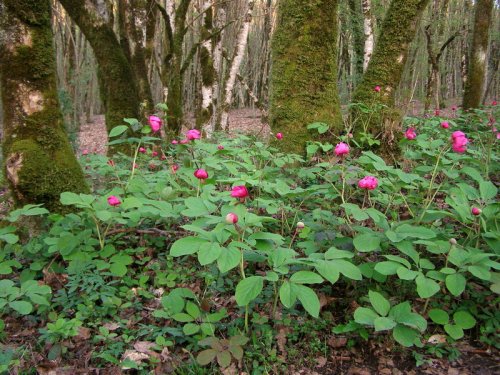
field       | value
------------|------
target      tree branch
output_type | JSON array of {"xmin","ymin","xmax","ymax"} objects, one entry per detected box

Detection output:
[{"xmin": 155, "ymin": 2, "xmax": 174, "ymax": 48}]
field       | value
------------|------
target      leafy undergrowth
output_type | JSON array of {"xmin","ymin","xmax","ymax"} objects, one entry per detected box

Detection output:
[{"xmin": 0, "ymin": 107, "xmax": 499, "ymax": 374}]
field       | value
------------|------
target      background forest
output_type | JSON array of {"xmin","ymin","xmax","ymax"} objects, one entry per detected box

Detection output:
[{"xmin": 0, "ymin": 0, "xmax": 499, "ymax": 374}]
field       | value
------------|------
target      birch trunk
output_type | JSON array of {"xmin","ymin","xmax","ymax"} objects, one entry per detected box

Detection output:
[
  {"xmin": 217, "ymin": 0, "xmax": 254, "ymax": 131},
  {"xmin": 362, "ymin": 0, "xmax": 375, "ymax": 71},
  {"xmin": 198, "ymin": 0, "xmax": 215, "ymax": 135},
  {"xmin": 462, "ymin": 0, "xmax": 494, "ymax": 109},
  {"xmin": 0, "ymin": 0, "xmax": 88, "ymax": 212},
  {"xmin": 210, "ymin": 4, "xmax": 226, "ymax": 130}
]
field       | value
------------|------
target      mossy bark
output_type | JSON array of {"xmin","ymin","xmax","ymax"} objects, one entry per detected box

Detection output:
[
  {"xmin": 0, "ymin": 0, "xmax": 89, "ymax": 212},
  {"xmin": 348, "ymin": 0, "xmax": 365, "ymax": 81},
  {"xmin": 269, "ymin": 0, "xmax": 343, "ymax": 155},
  {"xmin": 462, "ymin": 0, "xmax": 493, "ymax": 110},
  {"xmin": 58, "ymin": 0, "xmax": 141, "ymax": 137},
  {"xmin": 350, "ymin": 0, "xmax": 430, "ymax": 151}
]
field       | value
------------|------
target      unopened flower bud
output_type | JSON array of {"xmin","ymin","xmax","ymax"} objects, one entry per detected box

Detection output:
[
  {"xmin": 296, "ymin": 221, "xmax": 305, "ymax": 229},
  {"xmin": 225, "ymin": 212, "xmax": 238, "ymax": 224},
  {"xmin": 449, "ymin": 238, "xmax": 457, "ymax": 245}
]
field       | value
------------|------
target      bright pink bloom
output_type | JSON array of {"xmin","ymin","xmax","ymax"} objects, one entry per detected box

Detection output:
[
  {"xmin": 374, "ymin": 86, "xmax": 381, "ymax": 92},
  {"xmin": 471, "ymin": 207, "xmax": 481, "ymax": 216},
  {"xmin": 451, "ymin": 131, "xmax": 468, "ymax": 153},
  {"xmin": 225, "ymin": 212, "xmax": 238, "ymax": 224},
  {"xmin": 107, "ymin": 196, "xmax": 121, "ymax": 206},
  {"xmin": 152, "ymin": 151, "xmax": 158, "ymax": 157},
  {"xmin": 231, "ymin": 185, "xmax": 249, "ymax": 199},
  {"xmin": 441, "ymin": 121, "xmax": 449, "ymax": 129},
  {"xmin": 451, "ymin": 105, "xmax": 457, "ymax": 111},
  {"xmin": 492, "ymin": 101, "xmax": 497, "ymax": 106},
  {"xmin": 335, "ymin": 142, "xmax": 350, "ymax": 156},
  {"xmin": 180, "ymin": 139, "xmax": 189, "ymax": 144},
  {"xmin": 148, "ymin": 115, "xmax": 162, "ymax": 132},
  {"xmin": 82, "ymin": 149, "xmax": 89, "ymax": 155},
  {"xmin": 171, "ymin": 140, "xmax": 178, "ymax": 145},
  {"xmin": 139, "ymin": 147, "xmax": 146, "ymax": 153},
  {"xmin": 194, "ymin": 169, "xmax": 208, "ymax": 180},
  {"xmin": 358, "ymin": 176, "xmax": 378, "ymax": 190},
  {"xmin": 217, "ymin": 145, "xmax": 224, "ymax": 150},
  {"xmin": 405, "ymin": 128, "xmax": 417, "ymax": 140},
  {"xmin": 276, "ymin": 132, "xmax": 283, "ymax": 140},
  {"xmin": 496, "ymin": 132, "xmax": 500, "ymax": 140},
  {"xmin": 171, "ymin": 164, "xmax": 179, "ymax": 173},
  {"xmin": 434, "ymin": 109, "xmax": 440, "ymax": 116},
  {"xmin": 161, "ymin": 154, "xmax": 167, "ymax": 160},
  {"xmin": 186, "ymin": 129, "xmax": 201, "ymax": 140}
]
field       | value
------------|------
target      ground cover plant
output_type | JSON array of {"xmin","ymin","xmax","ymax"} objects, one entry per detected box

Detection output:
[{"xmin": 0, "ymin": 105, "xmax": 499, "ymax": 374}]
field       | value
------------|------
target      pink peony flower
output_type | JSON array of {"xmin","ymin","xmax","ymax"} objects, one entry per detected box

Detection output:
[
  {"xmin": 374, "ymin": 86, "xmax": 381, "ymax": 92},
  {"xmin": 451, "ymin": 105, "xmax": 457, "ymax": 111},
  {"xmin": 358, "ymin": 176, "xmax": 378, "ymax": 190},
  {"xmin": 194, "ymin": 169, "xmax": 208, "ymax": 180},
  {"xmin": 451, "ymin": 131, "xmax": 468, "ymax": 153},
  {"xmin": 217, "ymin": 145, "xmax": 224, "ymax": 150},
  {"xmin": 171, "ymin": 140, "xmax": 178, "ymax": 145},
  {"xmin": 148, "ymin": 115, "xmax": 162, "ymax": 132},
  {"xmin": 152, "ymin": 151, "xmax": 158, "ymax": 157},
  {"xmin": 225, "ymin": 212, "xmax": 238, "ymax": 224},
  {"xmin": 276, "ymin": 132, "xmax": 283, "ymax": 140},
  {"xmin": 434, "ymin": 109, "xmax": 440, "ymax": 116},
  {"xmin": 139, "ymin": 147, "xmax": 146, "ymax": 153},
  {"xmin": 231, "ymin": 185, "xmax": 249, "ymax": 199},
  {"xmin": 335, "ymin": 142, "xmax": 350, "ymax": 156},
  {"xmin": 492, "ymin": 101, "xmax": 497, "ymax": 106},
  {"xmin": 82, "ymin": 149, "xmax": 89, "ymax": 155},
  {"xmin": 171, "ymin": 164, "xmax": 179, "ymax": 173},
  {"xmin": 441, "ymin": 121, "xmax": 449, "ymax": 129},
  {"xmin": 107, "ymin": 195, "xmax": 121, "ymax": 206},
  {"xmin": 186, "ymin": 129, "xmax": 201, "ymax": 140},
  {"xmin": 180, "ymin": 139, "xmax": 189, "ymax": 144},
  {"xmin": 405, "ymin": 128, "xmax": 417, "ymax": 140},
  {"xmin": 471, "ymin": 207, "xmax": 481, "ymax": 216},
  {"xmin": 497, "ymin": 132, "xmax": 500, "ymax": 140},
  {"xmin": 161, "ymin": 154, "xmax": 167, "ymax": 160}
]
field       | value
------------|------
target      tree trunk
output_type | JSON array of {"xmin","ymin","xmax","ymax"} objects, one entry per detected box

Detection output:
[
  {"xmin": 462, "ymin": 0, "xmax": 494, "ymax": 109},
  {"xmin": 351, "ymin": 0, "xmax": 430, "ymax": 151},
  {"xmin": 361, "ymin": 0, "xmax": 375, "ymax": 71},
  {"xmin": 58, "ymin": 0, "xmax": 141, "ymax": 136},
  {"xmin": 348, "ymin": 0, "xmax": 365, "ymax": 81},
  {"xmin": 218, "ymin": 0, "xmax": 255, "ymax": 131},
  {"xmin": 269, "ymin": 0, "xmax": 343, "ymax": 154},
  {"xmin": 0, "ymin": 0, "xmax": 88, "ymax": 212}
]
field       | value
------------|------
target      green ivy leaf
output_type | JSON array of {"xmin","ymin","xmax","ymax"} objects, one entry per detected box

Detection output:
[
  {"xmin": 428, "ymin": 309, "xmax": 449, "ymax": 325},
  {"xmin": 444, "ymin": 323, "xmax": 463, "ymax": 340},
  {"xmin": 453, "ymin": 311, "xmax": 476, "ymax": 330}
]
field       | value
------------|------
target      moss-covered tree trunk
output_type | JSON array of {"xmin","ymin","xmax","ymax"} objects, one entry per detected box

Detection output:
[
  {"xmin": 462, "ymin": 0, "xmax": 494, "ymax": 110},
  {"xmin": 58, "ymin": 0, "xmax": 141, "ymax": 136},
  {"xmin": 0, "ymin": 0, "xmax": 88, "ymax": 212},
  {"xmin": 350, "ymin": 0, "xmax": 430, "ymax": 150},
  {"xmin": 269, "ymin": 0, "xmax": 343, "ymax": 154}
]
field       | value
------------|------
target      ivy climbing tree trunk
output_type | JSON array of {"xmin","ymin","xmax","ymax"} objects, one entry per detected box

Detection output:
[
  {"xmin": 462, "ymin": 0, "xmax": 494, "ymax": 110},
  {"xmin": 0, "ymin": 0, "xmax": 88, "ymax": 212},
  {"xmin": 269, "ymin": 0, "xmax": 343, "ymax": 154},
  {"xmin": 350, "ymin": 0, "xmax": 430, "ymax": 151},
  {"xmin": 58, "ymin": 0, "xmax": 141, "ymax": 136}
]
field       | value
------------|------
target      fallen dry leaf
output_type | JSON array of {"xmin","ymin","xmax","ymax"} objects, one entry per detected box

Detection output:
[
  {"xmin": 315, "ymin": 356, "xmax": 327, "ymax": 368},
  {"xmin": 103, "ymin": 322, "xmax": 120, "ymax": 331},
  {"xmin": 328, "ymin": 336, "xmax": 347, "ymax": 348},
  {"xmin": 122, "ymin": 350, "xmax": 150, "ymax": 368},
  {"xmin": 428, "ymin": 334, "xmax": 447, "ymax": 344}
]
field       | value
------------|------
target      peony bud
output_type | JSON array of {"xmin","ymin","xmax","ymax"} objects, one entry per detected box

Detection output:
[
  {"xmin": 225, "ymin": 212, "xmax": 238, "ymax": 224},
  {"xmin": 471, "ymin": 207, "xmax": 481, "ymax": 216},
  {"xmin": 194, "ymin": 169, "xmax": 208, "ymax": 180},
  {"xmin": 441, "ymin": 121, "xmax": 449, "ymax": 129},
  {"xmin": 358, "ymin": 176, "xmax": 378, "ymax": 190},
  {"xmin": 335, "ymin": 142, "xmax": 350, "ymax": 156},
  {"xmin": 186, "ymin": 129, "xmax": 201, "ymax": 140},
  {"xmin": 217, "ymin": 145, "xmax": 224, "ymax": 150},
  {"xmin": 231, "ymin": 185, "xmax": 249, "ymax": 199},
  {"xmin": 139, "ymin": 147, "xmax": 146, "ymax": 153},
  {"xmin": 107, "ymin": 195, "xmax": 121, "ymax": 206},
  {"xmin": 276, "ymin": 132, "xmax": 283, "ymax": 140},
  {"xmin": 296, "ymin": 221, "xmax": 305, "ymax": 229},
  {"xmin": 374, "ymin": 86, "xmax": 381, "ymax": 92},
  {"xmin": 148, "ymin": 115, "xmax": 162, "ymax": 132}
]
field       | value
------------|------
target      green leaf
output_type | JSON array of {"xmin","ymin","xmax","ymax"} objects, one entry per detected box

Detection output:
[
  {"xmin": 374, "ymin": 317, "xmax": 396, "ymax": 331},
  {"xmin": 109, "ymin": 125, "xmax": 129, "ymax": 137},
  {"xmin": 369, "ymin": 290, "xmax": 390, "ymax": 316},
  {"xmin": 415, "ymin": 275, "xmax": 440, "ymax": 298},
  {"xmin": 290, "ymin": 271, "xmax": 323, "ymax": 284},
  {"xmin": 445, "ymin": 273, "xmax": 466, "ymax": 296},
  {"xmin": 397, "ymin": 267, "xmax": 418, "ymax": 280},
  {"xmin": 399, "ymin": 312, "xmax": 427, "ymax": 332},
  {"xmin": 170, "ymin": 237, "xmax": 208, "ymax": 257},
  {"xmin": 334, "ymin": 259, "xmax": 362, "ymax": 280},
  {"xmin": 217, "ymin": 245, "xmax": 241, "ymax": 273},
  {"xmin": 354, "ymin": 307, "xmax": 378, "ymax": 325},
  {"xmin": 341, "ymin": 203, "xmax": 369, "ymax": 221},
  {"xmin": 197, "ymin": 349, "xmax": 216, "ymax": 365},
  {"xmin": 183, "ymin": 323, "xmax": 200, "ymax": 335},
  {"xmin": 444, "ymin": 323, "xmax": 463, "ymax": 340},
  {"xmin": 315, "ymin": 261, "xmax": 340, "ymax": 284},
  {"xmin": 198, "ymin": 243, "xmax": 222, "ymax": 266},
  {"xmin": 374, "ymin": 261, "xmax": 401, "ymax": 275},
  {"xmin": 172, "ymin": 313, "xmax": 195, "ymax": 323},
  {"xmin": 217, "ymin": 350, "xmax": 231, "ymax": 368},
  {"xmin": 453, "ymin": 311, "xmax": 476, "ymax": 329},
  {"xmin": 295, "ymin": 284, "xmax": 320, "ymax": 318},
  {"xmin": 181, "ymin": 197, "xmax": 216, "ymax": 217},
  {"xmin": 353, "ymin": 233, "xmax": 380, "ymax": 252},
  {"xmin": 0, "ymin": 233, "xmax": 19, "ymax": 244},
  {"xmin": 393, "ymin": 324, "xmax": 419, "ymax": 347},
  {"xmin": 428, "ymin": 309, "xmax": 449, "ymax": 325},
  {"xmin": 468, "ymin": 265, "xmax": 490, "ymax": 280},
  {"xmin": 395, "ymin": 224, "xmax": 436, "ymax": 239},
  {"xmin": 9, "ymin": 301, "xmax": 33, "ymax": 315},
  {"xmin": 479, "ymin": 181, "xmax": 497, "ymax": 201},
  {"xmin": 235, "ymin": 276, "xmax": 263, "ymax": 306},
  {"xmin": 279, "ymin": 281, "xmax": 296, "ymax": 308},
  {"xmin": 185, "ymin": 301, "xmax": 201, "ymax": 319}
]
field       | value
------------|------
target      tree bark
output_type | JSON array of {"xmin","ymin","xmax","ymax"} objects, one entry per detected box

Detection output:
[
  {"xmin": 348, "ymin": 0, "xmax": 365, "ymax": 80},
  {"xmin": 0, "ymin": 0, "xmax": 88, "ymax": 212},
  {"xmin": 462, "ymin": 0, "xmax": 494, "ymax": 109},
  {"xmin": 269, "ymin": 0, "xmax": 343, "ymax": 154},
  {"xmin": 351, "ymin": 0, "xmax": 430, "ymax": 151},
  {"xmin": 58, "ymin": 0, "xmax": 141, "ymax": 136},
  {"xmin": 361, "ymin": 0, "xmax": 375, "ymax": 71}
]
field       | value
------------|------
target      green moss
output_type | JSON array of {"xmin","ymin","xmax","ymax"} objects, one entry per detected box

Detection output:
[
  {"xmin": 350, "ymin": 0, "xmax": 430, "ymax": 151},
  {"xmin": 1, "ymin": 0, "xmax": 88, "ymax": 213},
  {"xmin": 269, "ymin": 0, "xmax": 343, "ymax": 155}
]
